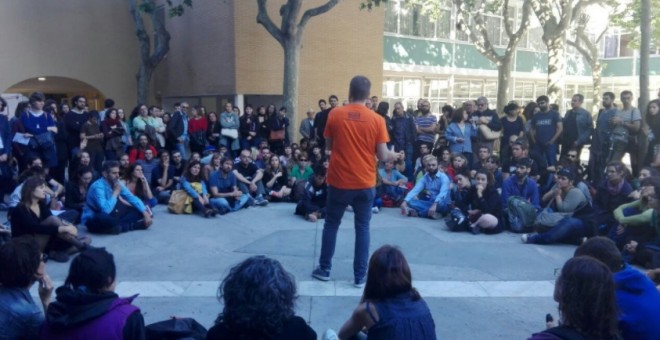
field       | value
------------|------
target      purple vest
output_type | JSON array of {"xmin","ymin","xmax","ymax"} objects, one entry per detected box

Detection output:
[{"xmin": 41, "ymin": 295, "xmax": 140, "ymax": 340}]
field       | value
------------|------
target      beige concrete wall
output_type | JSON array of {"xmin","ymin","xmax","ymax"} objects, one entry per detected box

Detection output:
[
  {"xmin": 234, "ymin": 0, "xmax": 384, "ymax": 141},
  {"xmin": 155, "ymin": 0, "xmax": 236, "ymax": 99},
  {"xmin": 0, "ymin": 0, "xmax": 138, "ymax": 110}
]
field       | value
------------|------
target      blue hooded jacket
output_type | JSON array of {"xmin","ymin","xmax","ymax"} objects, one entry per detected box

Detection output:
[{"xmin": 614, "ymin": 265, "xmax": 660, "ymax": 339}]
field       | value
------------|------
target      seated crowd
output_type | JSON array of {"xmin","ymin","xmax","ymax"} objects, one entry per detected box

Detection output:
[{"xmin": 2, "ymin": 90, "xmax": 660, "ymax": 339}]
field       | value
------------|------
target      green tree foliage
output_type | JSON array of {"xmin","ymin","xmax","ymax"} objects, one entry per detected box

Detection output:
[{"xmin": 611, "ymin": 0, "xmax": 660, "ymax": 48}]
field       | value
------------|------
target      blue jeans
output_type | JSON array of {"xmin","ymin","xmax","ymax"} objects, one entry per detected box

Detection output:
[
  {"xmin": 530, "ymin": 217, "xmax": 586, "ymax": 245},
  {"xmin": 408, "ymin": 198, "xmax": 449, "ymax": 218},
  {"xmin": 210, "ymin": 194, "xmax": 249, "ymax": 213},
  {"xmin": 85, "ymin": 203, "xmax": 143, "ymax": 234},
  {"xmin": 175, "ymin": 142, "xmax": 188, "ymax": 161},
  {"xmin": 237, "ymin": 181, "xmax": 266, "ymax": 198},
  {"xmin": 534, "ymin": 143, "xmax": 557, "ymax": 166},
  {"xmin": 318, "ymin": 186, "xmax": 375, "ymax": 282}
]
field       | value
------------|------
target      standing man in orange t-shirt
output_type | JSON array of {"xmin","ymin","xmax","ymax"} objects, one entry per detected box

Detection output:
[{"xmin": 312, "ymin": 75, "xmax": 403, "ymax": 287}]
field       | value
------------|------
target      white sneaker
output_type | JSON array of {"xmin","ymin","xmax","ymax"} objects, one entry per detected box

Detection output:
[
  {"xmin": 346, "ymin": 205, "xmax": 354, "ymax": 212},
  {"xmin": 372, "ymin": 206, "xmax": 379, "ymax": 214},
  {"xmin": 323, "ymin": 329, "xmax": 339, "ymax": 340}
]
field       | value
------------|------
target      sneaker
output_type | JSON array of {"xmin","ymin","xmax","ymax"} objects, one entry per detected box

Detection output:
[
  {"xmin": 312, "ymin": 267, "xmax": 331, "ymax": 281},
  {"xmin": 323, "ymin": 329, "xmax": 339, "ymax": 340},
  {"xmin": 371, "ymin": 206, "xmax": 379, "ymax": 214},
  {"xmin": 470, "ymin": 224, "xmax": 481, "ymax": 235},
  {"xmin": 354, "ymin": 277, "xmax": 366, "ymax": 289},
  {"xmin": 521, "ymin": 233, "xmax": 529, "ymax": 243},
  {"xmin": 247, "ymin": 196, "xmax": 255, "ymax": 207},
  {"xmin": 346, "ymin": 205, "xmax": 354, "ymax": 212},
  {"xmin": 255, "ymin": 196, "xmax": 269, "ymax": 206}
]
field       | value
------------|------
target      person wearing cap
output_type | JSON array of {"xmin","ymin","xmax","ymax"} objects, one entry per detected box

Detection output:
[
  {"xmin": 522, "ymin": 167, "xmax": 593, "ymax": 244},
  {"xmin": 501, "ymin": 159, "xmax": 539, "ymax": 209}
]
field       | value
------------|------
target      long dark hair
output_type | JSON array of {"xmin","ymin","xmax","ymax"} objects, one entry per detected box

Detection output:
[
  {"xmin": 20, "ymin": 176, "xmax": 46, "ymax": 207},
  {"xmin": 125, "ymin": 163, "xmax": 146, "ymax": 198},
  {"xmin": 363, "ymin": 245, "xmax": 420, "ymax": 302},
  {"xmin": 216, "ymin": 256, "xmax": 297, "ymax": 339},
  {"xmin": 183, "ymin": 160, "xmax": 203, "ymax": 182},
  {"xmin": 555, "ymin": 256, "xmax": 619, "ymax": 339}
]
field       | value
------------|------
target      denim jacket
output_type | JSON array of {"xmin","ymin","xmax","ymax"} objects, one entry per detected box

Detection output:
[
  {"xmin": 564, "ymin": 107, "xmax": 594, "ymax": 146},
  {"xmin": 405, "ymin": 171, "xmax": 451, "ymax": 205},
  {"xmin": 445, "ymin": 122, "xmax": 477, "ymax": 154},
  {"xmin": 0, "ymin": 287, "xmax": 43, "ymax": 339}
]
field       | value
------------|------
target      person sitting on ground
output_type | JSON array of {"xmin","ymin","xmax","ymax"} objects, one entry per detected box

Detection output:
[
  {"xmin": 574, "ymin": 237, "xmax": 660, "ymax": 339},
  {"xmin": 123, "ymin": 163, "xmax": 157, "ymax": 208},
  {"xmin": 10, "ymin": 157, "xmax": 65, "ymax": 211},
  {"xmin": 0, "ymin": 236, "xmax": 54, "ymax": 339},
  {"xmin": 208, "ymin": 157, "xmax": 251, "ymax": 214},
  {"xmin": 170, "ymin": 150, "xmax": 185, "ymax": 186},
  {"xmin": 290, "ymin": 155, "xmax": 313, "ymax": 182},
  {"xmin": 63, "ymin": 166, "xmax": 94, "ymax": 223},
  {"xmin": 629, "ymin": 166, "xmax": 658, "ymax": 200},
  {"xmin": 621, "ymin": 180, "xmax": 660, "ymax": 268},
  {"xmin": 324, "ymin": 245, "xmax": 436, "ymax": 340},
  {"xmin": 128, "ymin": 134, "xmax": 157, "ymax": 164},
  {"xmin": 180, "ymin": 160, "xmax": 218, "ymax": 218},
  {"xmin": 462, "ymin": 168, "xmax": 502, "ymax": 234},
  {"xmin": 207, "ymin": 256, "xmax": 316, "ymax": 340},
  {"xmin": 203, "ymin": 153, "xmax": 222, "ymax": 182},
  {"xmin": 611, "ymin": 176, "xmax": 660, "ymax": 250},
  {"xmin": 448, "ymin": 153, "xmax": 470, "ymax": 181},
  {"xmin": 378, "ymin": 159, "xmax": 408, "ymax": 204},
  {"xmin": 501, "ymin": 157, "xmax": 540, "ymax": 233},
  {"xmin": 522, "ymin": 168, "xmax": 594, "ymax": 245},
  {"xmin": 594, "ymin": 162, "xmax": 634, "ymax": 236},
  {"xmin": 528, "ymin": 256, "xmax": 620, "ymax": 340},
  {"xmin": 483, "ymin": 155, "xmax": 502, "ymax": 188},
  {"xmin": 82, "ymin": 161, "xmax": 152, "ymax": 234},
  {"xmin": 119, "ymin": 153, "xmax": 130, "ymax": 178},
  {"xmin": 10, "ymin": 177, "xmax": 91, "ymax": 262},
  {"xmin": 233, "ymin": 149, "xmax": 269, "ymax": 206},
  {"xmin": 542, "ymin": 158, "xmax": 592, "ymax": 204},
  {"xmin": 41, "ymin": 248, "xmax": 146, "ymax": 339},
  {"xmin": 134, "ymin": 148, "xmax": 159, "ymax": 184},
  {"xmin": 263, "ymin": 154, "xmax": 292, "ymax": 201},
  {"xmin": 471, "ymin": 145, "xmax": 492, "ymax": 176},
  {"xmin": 254, "ymin": 146, "xmax": 271, "ymax": 170},
  {"xmin": 150, "ymin": 150, "xmax": 175, "ymax": 204},
  {"xmin": 413, "ymin": 143, "xmax": 431, "ymax": 179},
  {"xmin": 295, "ymin": 165, "xmax": 328, "ymax": 222},
  {"xmin": 400, "ymin": 155, "xmax": 450, "ymax": 219},
  {"xmin": 501, "ymin": 139, "xmax": 540, "ymax": 182}
]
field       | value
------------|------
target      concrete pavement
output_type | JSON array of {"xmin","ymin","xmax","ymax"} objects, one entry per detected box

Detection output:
[{"xmin": 11, "ymin": 202, "xmax": 577, "ymax": 339}]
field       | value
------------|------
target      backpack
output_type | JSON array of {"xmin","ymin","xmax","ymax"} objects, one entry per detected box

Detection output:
[{"xmin": 507, "ymin": 196, "xmax": 537, "ymax": 233}]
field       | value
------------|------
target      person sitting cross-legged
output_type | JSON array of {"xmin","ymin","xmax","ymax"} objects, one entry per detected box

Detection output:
[
  {"xmin": 233, "ymin": 149, "xmax": 269, "ymax": 206},
  {"xmin": 295, "ymin": 165, "xmax": 328, "ymax": 222},
  {"xmin": 400, "ymin": 155, "xmax": 450, "ymax": 219},
  {"xmin": 82, "ymin": 161, "xmax": 153, "ymax": 235},
  {"xmin": 378, "ymin": 159, "xmax": 408, "ymax": 204},
  {"xmin": 208, "ymin": 157, "xmax": 251, "ymax": 214}
]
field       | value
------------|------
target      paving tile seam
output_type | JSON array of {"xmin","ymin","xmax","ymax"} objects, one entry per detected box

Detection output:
[{"xmin": 32, "ymin": 280, "xmax": 555, "ymax": 298}]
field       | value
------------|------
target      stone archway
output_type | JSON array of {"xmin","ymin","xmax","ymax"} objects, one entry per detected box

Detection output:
[{"xmin": 2, "ymin": 76, "xmax": 105, "ymax": 116}]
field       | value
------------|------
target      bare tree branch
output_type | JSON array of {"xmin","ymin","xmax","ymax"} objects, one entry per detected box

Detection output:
[
  {"xmin": 257, "ymin": 0, "xmax": 285, "ymax": 46},
  {"xmin": 149, "ymin": 5, "xmax": 171, "ymax": 68},
  {"xmin": 299, "ymin": 0, "xmax": 340, "ymax": 31}
]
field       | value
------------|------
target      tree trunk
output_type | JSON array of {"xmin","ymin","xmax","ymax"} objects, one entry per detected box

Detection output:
[
  {"xmin": 640, "ymin": 0, "xmax": 651, "ymax": 111},
  {"xmin": 545, "ymin": 35, "xmax": 566, "ymax": 107},
  {"xmin": 496, "ymin": 55, "xmax": 513, "ymax": 114},
  {"xmin": 589, "ymin": 62, "xmax": 602, "ymax": 115},
  {"xmin": 282, "ymin": 39, "xmax": 300, "ymax": 140},
  {"xmin": 136, "ymin": 62, "xmax": 153, "ymax": 105}
]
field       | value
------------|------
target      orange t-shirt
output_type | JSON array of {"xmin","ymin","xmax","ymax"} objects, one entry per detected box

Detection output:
[{"xmin": 324, "ymin": 104, "xmax": 390, "ymax": 189}]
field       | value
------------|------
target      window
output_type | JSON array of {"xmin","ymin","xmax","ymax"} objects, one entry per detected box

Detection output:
[
  {"xmin": 527, "ymin": 27, "xmax": 545, "ymax": 51},
  {"xmin": 484, "ymin": 15, "xmax": 503, "ymax": 46},
  {"xmin": 620, "ymin": 34, "xmax": 634, "ymax": 57},
  {"xmin": 384, "ymin": 1, "xmax": 399, "ymax": 33},
  {"xmin": 602, "ymin": 33, "xmax": 619, "ymax": 58},
  {"xmin": 436, "ymin": 9, "xmax": 452, "ymax": 39}
]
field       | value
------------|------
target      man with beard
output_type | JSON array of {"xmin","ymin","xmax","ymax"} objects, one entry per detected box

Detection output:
[
  {"xmin": 81, "ymin": 161, "xmax": 152, "ymax": 235},
  {"xmin": 313, "ymin": 95, "xmax": 338, "ymax": 150},
  {"xmin": 400, "ymin": 155, "xmax": 450, "ymax": 219},
  {"xmin": 589, "ymin": 92, "xmax": 618, "ymax": 182},
  {"xmin": 64, "ymin": 96, "xmax": 89, "ymax": 159},
  {"xmin": 209, "ymin": 157, "xmax": 251, "ymax": 214},
  {"xmin": 414, "ymin": 99, "xmax": 437, "ymax": 161},
  {"xmin": 501, "ymin": 157, "xmax": 540, "ymax": 232}
]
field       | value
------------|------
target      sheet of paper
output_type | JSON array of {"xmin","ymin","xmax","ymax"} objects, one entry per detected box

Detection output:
[{"xmin": 12, "ymin": 133, "xmax": 31, "ymax": 146}]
